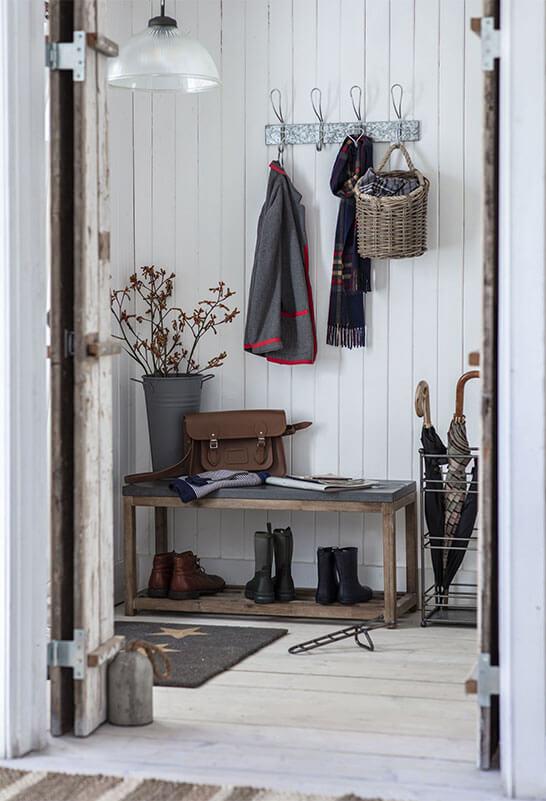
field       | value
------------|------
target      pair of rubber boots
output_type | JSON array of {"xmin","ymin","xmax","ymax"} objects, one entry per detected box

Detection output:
[
  {"xmin": 245, "ymin": 523, "xmax": 295, "ymax": 604},
  {"xmin": 316, "ymin": 546, "xmax": 373, "ymax": 605}
]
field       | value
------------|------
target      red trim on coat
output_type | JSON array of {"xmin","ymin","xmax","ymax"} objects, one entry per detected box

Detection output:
[
  {"xmin": 267, "ymin": 357, "xmax": 315, "ymax": 365},
  {"xmin": 303, "ymin": 243, "xmax": 318, "ymax": 361},
  {"xmin": 281, "ymin": 309, "xmax": 309, "ymax": 318},
  {"xmin": 244, "ymin": 336, "xmax": 282, "ymax": 349},
  {"xmin": 269, "ymin": 162, "xmax": 287, "ymax": 176}
]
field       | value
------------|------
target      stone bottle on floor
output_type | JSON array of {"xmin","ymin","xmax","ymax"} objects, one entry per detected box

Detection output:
[{"xmin": 108, "ymin": 645, "xmax": 154, "ymax": 726}]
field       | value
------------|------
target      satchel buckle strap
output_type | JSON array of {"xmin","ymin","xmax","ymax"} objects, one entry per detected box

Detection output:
[
  {"xmin": 257, "ymin": 432, "xmax": 266, "ymax": 448},
  {"xmin": 209, "ymin": 434, "xmax": 219, "ymax": 450}
]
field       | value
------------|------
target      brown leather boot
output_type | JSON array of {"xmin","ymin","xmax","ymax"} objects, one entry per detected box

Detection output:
[
  {"xmin": 148, "ymin": 551, "xmax": 174, "ymax": 598},
  {"xmin": 169, "ymin": 551, "xmax": 226, "ymax": 600}
]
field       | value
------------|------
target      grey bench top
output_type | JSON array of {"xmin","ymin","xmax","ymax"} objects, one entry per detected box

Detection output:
[{"xmin": 123, "ymin": 479, "xmax": 416, "ymax": 505}]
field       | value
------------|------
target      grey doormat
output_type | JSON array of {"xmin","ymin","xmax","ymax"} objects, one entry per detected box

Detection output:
[
  {"xmin": 114, "ymin": 621, "xmax": 287, "ymax": 688},
  {"xmin": 0, "ymin": 768, "xmax": 386, "ymax": 800}
]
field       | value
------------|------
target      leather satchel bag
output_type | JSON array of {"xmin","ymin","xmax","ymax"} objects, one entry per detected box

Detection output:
[{"xmin": 125, "ymin": 409, "xmax": 311, "ymax": 483}]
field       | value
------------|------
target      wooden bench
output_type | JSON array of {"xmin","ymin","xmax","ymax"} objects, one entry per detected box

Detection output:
[{"xmin": 123, "ymin": 480, "xmax": 418, "ymax": 627}]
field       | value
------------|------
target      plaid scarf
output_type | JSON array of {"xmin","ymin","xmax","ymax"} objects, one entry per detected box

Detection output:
[
  {"xmin": 357, "ymin": 167, "xmax": 420, "ymax": 197},
  {"xmin": 327, "ymin": 136, "xmax": 373, "ymax": 348}
]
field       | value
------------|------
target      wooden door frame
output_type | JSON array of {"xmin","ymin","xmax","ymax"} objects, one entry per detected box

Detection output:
[
  {"xmin": 0, "ymin": 0, "xmax": 48, "ymax": 758},
  {"xmin": 497, "ymin": 0, "xmax": 546, "ymax": 796}
]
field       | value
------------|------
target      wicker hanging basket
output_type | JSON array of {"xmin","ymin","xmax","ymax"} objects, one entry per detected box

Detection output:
[{"xmin": 354, "ymin": 143, "xmax": 429, "ymax": 260}]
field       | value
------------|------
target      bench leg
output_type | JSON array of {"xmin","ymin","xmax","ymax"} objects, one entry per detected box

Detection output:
[
  {"xmin": 405, "ymin": 498, "xmax": 418, "ymax": 603},
  {"xmin": 382, "ymin": 506, "xmax": 397, "ymax": 628},
  {"xmin": 155, "ymin": 507, "xmax": 168, "ymax": 554},
  {"xmin": 123, "ymin": 497, "xmax": 137, "ymax": 616}
]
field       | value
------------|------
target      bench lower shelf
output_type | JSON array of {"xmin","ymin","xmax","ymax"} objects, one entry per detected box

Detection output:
[{"xmin": 131, "ymin": 586, "xmax": 417, "ymax": 622}]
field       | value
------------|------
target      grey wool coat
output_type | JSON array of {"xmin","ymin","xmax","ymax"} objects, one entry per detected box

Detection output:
[{"xmin": 244, "ymin": 162, "xmax": 317, "ymax": 364}]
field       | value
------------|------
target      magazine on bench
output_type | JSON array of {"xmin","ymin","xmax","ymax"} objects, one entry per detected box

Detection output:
[{"xmin": 265, "ymin": 475, "xmax": 378, "ymax": 493}]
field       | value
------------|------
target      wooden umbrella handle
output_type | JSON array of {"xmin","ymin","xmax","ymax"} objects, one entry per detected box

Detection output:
[
  {"xmin": 455, "ymin": 370, "xmax": 480, "ymax": 420},
  {"xmin": 415, "ymin": 380, "xmax": 432, "ymax": 428}
]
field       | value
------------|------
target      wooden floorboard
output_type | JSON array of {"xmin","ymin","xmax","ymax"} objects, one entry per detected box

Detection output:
[{"xmin": 1, "ymin": 610, "xmax": 504, "ymax": 801}]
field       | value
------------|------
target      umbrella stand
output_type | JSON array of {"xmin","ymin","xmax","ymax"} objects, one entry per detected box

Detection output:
[
  {"xmin": 419, "ymin": 448, "xmax": 479, "ymax": 626},
  {"xmin": 415, "ymin": 374, "xmax": 479, "ymax": 626}
]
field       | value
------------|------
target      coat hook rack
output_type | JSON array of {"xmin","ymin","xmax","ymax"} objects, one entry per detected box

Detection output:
[{"xmin": 265, "ymin": 84, "xmax": 420, "ymax": 149}]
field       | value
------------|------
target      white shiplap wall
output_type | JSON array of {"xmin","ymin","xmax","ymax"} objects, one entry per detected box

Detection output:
[{"xmin": 107, "ymin": 0, "xmax": 483, "ymax": 600}]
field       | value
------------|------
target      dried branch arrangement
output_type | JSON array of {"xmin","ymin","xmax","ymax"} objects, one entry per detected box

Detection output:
[{"xmin": 111, "ymin": 266, "xmax": 240, "ymax": 376}]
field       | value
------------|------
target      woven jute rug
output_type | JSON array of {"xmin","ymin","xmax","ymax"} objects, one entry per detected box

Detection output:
[
  {"xmin": 114, "ymin": 621, "xmax": 287, "ymax": 688},
  {"xmin": 0, "ymin": 769, "xmax": 383, "ymax": 801}
]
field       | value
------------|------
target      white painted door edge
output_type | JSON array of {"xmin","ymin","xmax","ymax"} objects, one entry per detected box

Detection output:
[
  {"xmin": 498, "ymin": 0, "xmax": 546, "ymax": 796},
  {"xmin": 0, "ymin": 0, "xmax": 48, "ymax": 758}
]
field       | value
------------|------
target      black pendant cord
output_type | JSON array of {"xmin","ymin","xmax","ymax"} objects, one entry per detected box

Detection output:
[
  {"xmin": 149, "ymin": 0, "xmax": 177, "ymax": 28},
  {"xmin": 288, "ymin": 618, "xmax": 386, "ymax": 655}
]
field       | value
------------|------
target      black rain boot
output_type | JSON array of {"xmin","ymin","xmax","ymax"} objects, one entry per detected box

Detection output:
[
  {"xmin": 315, "ymin": 547, "xmax": 339, "ymax": 605},
  {"xmin": 245, "ymin": 525, "xmax": 275, "ymax": 604},
  {"xmin": 334, "ymin": 547, "xmax": 373, "ymax": 605},
  {"xmin": 273, "ymin": 527, "xmax": 296, "ymax": 602}
]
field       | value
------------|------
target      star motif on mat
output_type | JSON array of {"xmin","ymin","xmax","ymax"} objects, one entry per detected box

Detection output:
[
  {"xmin": 152, "ymin": 642, "xmax": 179, "ymax": 655},
  {"xmin": 150, "ymin": 626, "xmax": 208, "ymax": 640}
]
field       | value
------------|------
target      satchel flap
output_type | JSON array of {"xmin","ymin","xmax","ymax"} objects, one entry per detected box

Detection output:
[{"xmin": 185, "ymin": 409, "xmax": 287, "ymax": 441}]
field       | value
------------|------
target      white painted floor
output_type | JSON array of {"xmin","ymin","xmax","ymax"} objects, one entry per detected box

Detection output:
[{"xmin": 3, "ymin": 611, "xmax": 505, "ymax": 801}]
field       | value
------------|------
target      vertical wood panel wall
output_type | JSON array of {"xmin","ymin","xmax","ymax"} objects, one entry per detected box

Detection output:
[{"xmin": 107, "ymin": 0, "xmax": 483, "ymax": 600}]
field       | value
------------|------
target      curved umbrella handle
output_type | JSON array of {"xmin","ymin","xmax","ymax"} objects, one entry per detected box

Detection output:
[
  {"xmin": 454, "ymin": 370, "xmax": 480, "ymax": 421},
  {"xmin": 415, "ymin": 380, "xmax": 432, "ymax": 428}
]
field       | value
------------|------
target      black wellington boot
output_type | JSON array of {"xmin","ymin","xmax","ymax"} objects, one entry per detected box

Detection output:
[
  {"xmin": 245, "ymin": 525, "xmax": 275, "ymax": 604},
  {"xmin": 273, "ymin": 527, "xmax": 296, "ymax": 602},
  {"xmin": 334, "ymin": 547, "xmax": 373, "ymax": 605},
  {"xmin": 315, "ymin": 547, "xmax": 339, "ymax": 605}
]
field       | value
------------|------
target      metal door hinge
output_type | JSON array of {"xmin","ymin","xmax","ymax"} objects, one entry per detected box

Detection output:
[
  {"xmin": 478, "ymin": 653, "xmax": 500, "ymax": 708},
  {"xmin": 48, "ymin": 629, "xmax": 85, "ymax": 680},
  {"xmin": 46, "ymin": 31, "xmax": 86, "ymax": 82},
  {"xmin": 471, "ymin": 17, "xmax": 500, "ymax": 71},
  {"xmin": 46, "ymin": 32, "xmax": 119, "ymax": 82},
  {"xmin": 64, "ymin": 329, "xmax": 75, "ymax": 358}
]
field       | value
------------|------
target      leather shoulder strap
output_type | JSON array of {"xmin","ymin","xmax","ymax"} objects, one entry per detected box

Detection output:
[
  {"xmin": 284, "ymin": 421, "xmax": 312, "ymax": 436},
  {"xmin": 125, "ymin": 442, "xmax": 193, "ymax": 484}
]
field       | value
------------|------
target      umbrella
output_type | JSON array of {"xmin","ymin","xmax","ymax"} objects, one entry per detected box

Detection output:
[
  {"xmin": 443, "ymin": 371, "xmax": 479, "ymax": 565},
  {"xmin": 443, "ymin": 460, "xmax": 478, "ymax": 592},
  {"xmin": 415, "ymin": 381, "xmax": 448, "ymax": 597}
]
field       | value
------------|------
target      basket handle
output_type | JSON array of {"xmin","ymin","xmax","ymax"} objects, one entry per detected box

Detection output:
[{"xmin": 376, "ymin": 142, "xmax": 416, "ymax": 173}]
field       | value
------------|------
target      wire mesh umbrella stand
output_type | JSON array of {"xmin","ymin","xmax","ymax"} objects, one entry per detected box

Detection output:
[{"xmin": 420, "ymin": 448, "xmax": 479, "ymax": 627}]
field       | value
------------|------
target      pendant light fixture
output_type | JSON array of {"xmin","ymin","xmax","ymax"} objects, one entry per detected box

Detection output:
[{"xmin": 108, "ymin": 0, "xmax": 220, "ymax": 93}]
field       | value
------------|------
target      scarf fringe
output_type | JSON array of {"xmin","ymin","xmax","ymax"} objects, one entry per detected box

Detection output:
[{"xmin": 327, "ymin": 325, "xmax": 365, "ymax": 349}]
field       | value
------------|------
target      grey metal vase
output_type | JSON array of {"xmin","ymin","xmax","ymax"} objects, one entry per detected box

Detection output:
[{"xmin": 142, "ymin": 374, "xmax": 210, "ymax": 471}]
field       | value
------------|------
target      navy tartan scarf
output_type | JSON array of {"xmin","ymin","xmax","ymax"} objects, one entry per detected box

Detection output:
[{"xmin": 327, "ymin": 136, "xmax": 373, "ymax": 348}]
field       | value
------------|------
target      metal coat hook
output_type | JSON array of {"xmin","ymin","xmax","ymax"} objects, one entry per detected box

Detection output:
[
  {"xmin": 350, "ymin": 84, "xmax": 363, "ymax": 120},
  {"xmin": 310, "ymin": 87, "xmax": 325, "ymax": 151},
  {"xmin": 270, "ymin": 88, "xmax": 286, "ymax": 166},
  {"xmin": 348, "ymin": 84, "xmax": 365, "ymax": 145},
  {"xmin": 391, "ymin": 83, "xmax": 403, "ymax": 144}
]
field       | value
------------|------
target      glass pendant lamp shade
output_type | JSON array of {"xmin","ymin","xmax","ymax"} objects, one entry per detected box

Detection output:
[{"xmin": 108, "ymin": 2, "xmax": 220, "ymax": 93}]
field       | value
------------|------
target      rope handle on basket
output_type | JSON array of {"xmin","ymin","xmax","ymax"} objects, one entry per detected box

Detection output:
[
  {"xmin": 375, "ymin": 143, "xmax": 424, "ymax": 186},
  {"xmin": 126, "ymin": 639, "xmax": 172, "ymax": 680}
]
